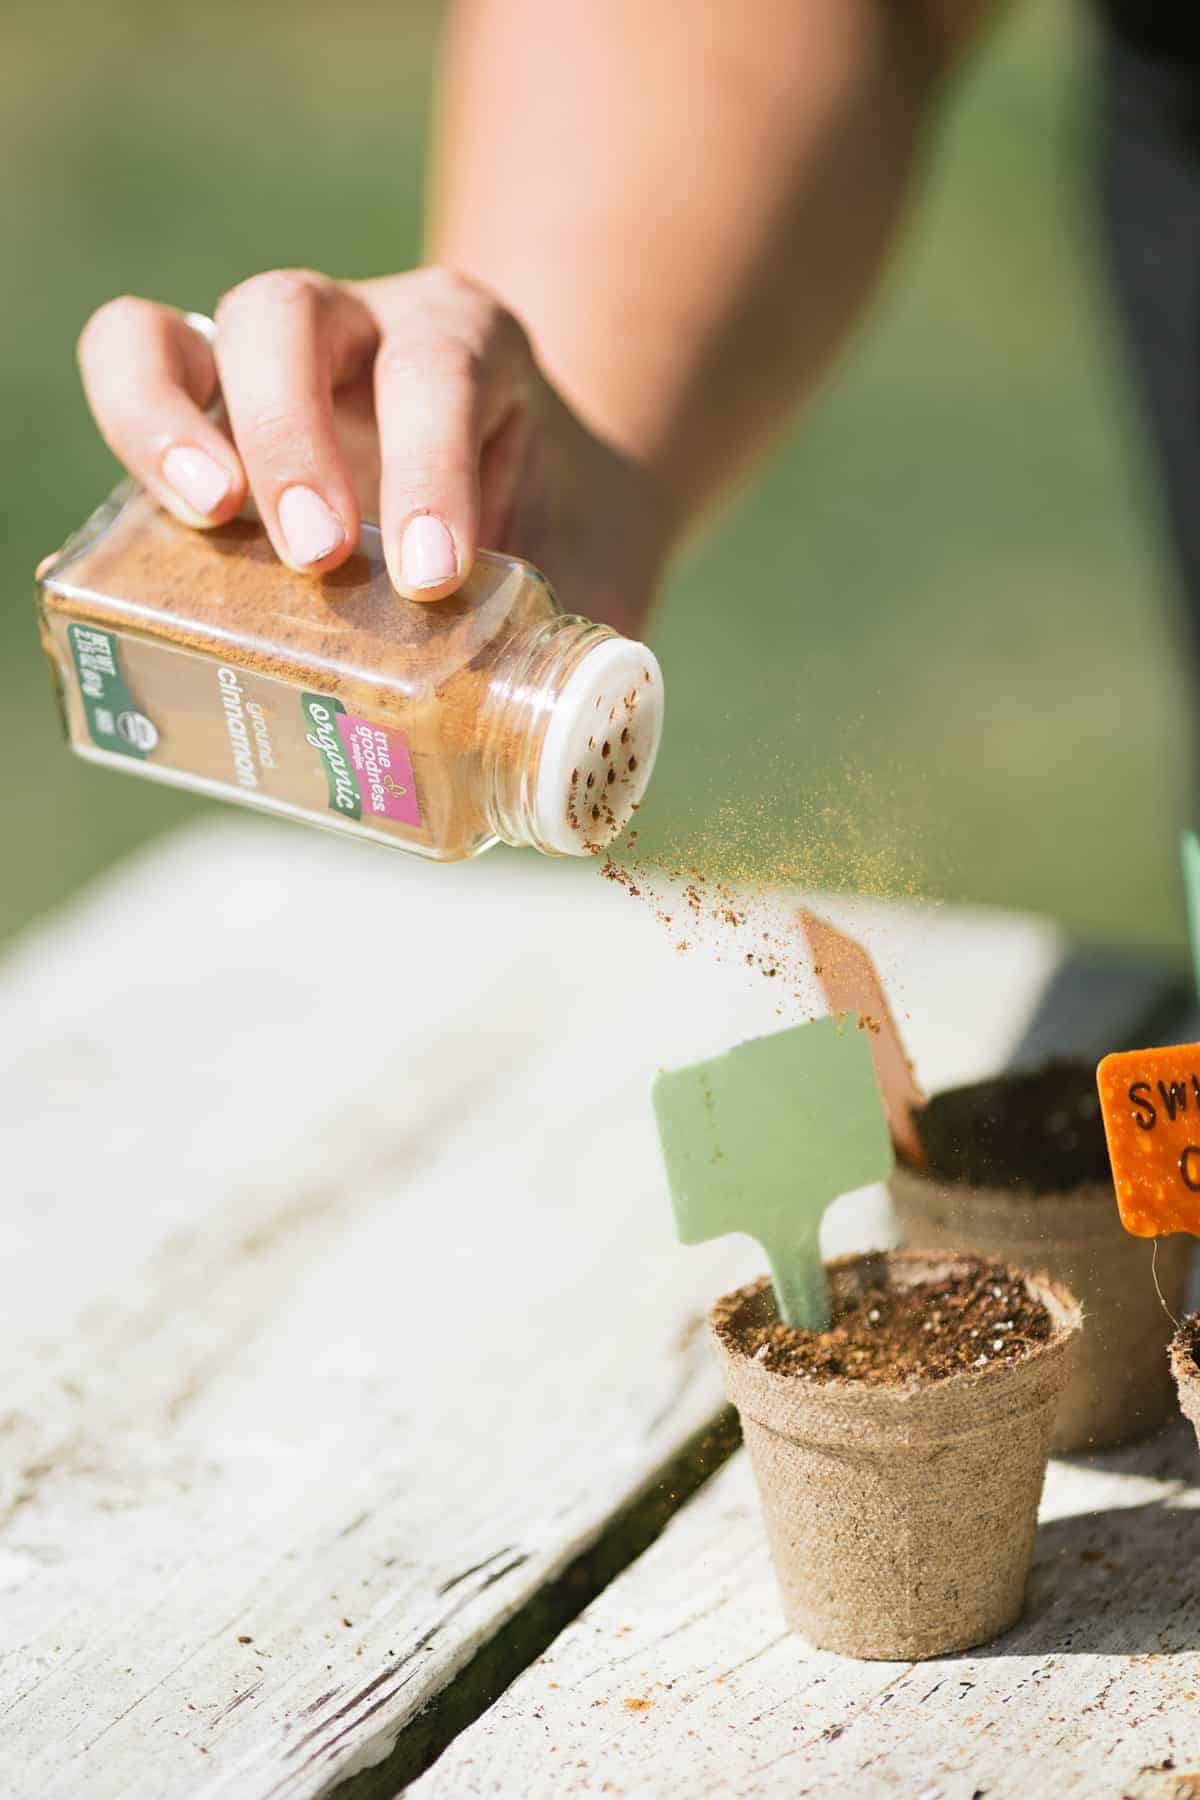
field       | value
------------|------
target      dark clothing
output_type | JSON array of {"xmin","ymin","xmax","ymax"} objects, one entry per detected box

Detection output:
[{"xmin": 1096, "ymin": 6, "xmax": 1200, "ymax": 652}]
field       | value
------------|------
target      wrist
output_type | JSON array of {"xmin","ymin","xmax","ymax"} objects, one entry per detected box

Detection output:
[{"xmin": 562, "ymin": 445, "xmax": 675, "ymax": 640}]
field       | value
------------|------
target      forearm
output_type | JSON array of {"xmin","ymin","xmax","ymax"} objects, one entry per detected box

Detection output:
[{"xmin": 430, "ymin": 0, "xmax": 982, "ymax": 538}]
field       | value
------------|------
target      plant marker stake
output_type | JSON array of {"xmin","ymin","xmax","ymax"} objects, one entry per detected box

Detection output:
[
  {"xmin": 1097, "ymin": 1043, "xmax": 1200, "ymax": 1239},
  {"xmin": 799, "ymin": 908, "xmax": 928, "ymax": 1168},
  {"xmin": 652, "ymin": 1017, "xmax": 895, "ymax": 1330},
  {"xmin": 1183, "ymin": 831, "xmax": 1200, "ymax": 1000}
]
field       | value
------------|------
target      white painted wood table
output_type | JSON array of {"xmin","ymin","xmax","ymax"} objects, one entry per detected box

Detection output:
[{"xmin": 0, "ymin": 817, "xmax": 1188, "ymax": 1799}]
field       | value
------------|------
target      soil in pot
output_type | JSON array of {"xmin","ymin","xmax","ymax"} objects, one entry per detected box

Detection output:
[
  {"xmin": 725, "ymin": 1260, "xmax": 1052, "ymax": 1384},
  {"xmin": 892, "ymin": 1059, "xmax": 1193, "ymax": 1452},
  {"xmin": 711, "ymin": 1252, "xmax": 1080, "ymax": 1661},
  {"xmin": 912, "ymin": 1060, "xmax": 1110, "ymax": 1191},
  {"xmin": 1169, "ymin": 1314, "xmax": 1200, "ymax": 1446}
]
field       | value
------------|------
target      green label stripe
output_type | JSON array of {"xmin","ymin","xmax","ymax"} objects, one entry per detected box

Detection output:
[
  {"xmin": 67, "ymin": 623, "xmax": 150, "ymax": 760},
  {"xmin": 301, "ymin": 692, "xmax": 362, "ymax": 819}
]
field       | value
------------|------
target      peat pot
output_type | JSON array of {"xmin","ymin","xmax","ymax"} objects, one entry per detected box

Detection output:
[{"xmin": 710, "ymin": 1252, "xmax": 1081, "ymax": 1661}]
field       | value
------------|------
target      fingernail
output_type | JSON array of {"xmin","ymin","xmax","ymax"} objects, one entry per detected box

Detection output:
[
  {"xmin": 278, "ymin": 485, "xmax": 344, "ymax": 567},
  {"xmin": 401, "ymin": 514, "xmax": 457, "ymax": 589},
  {"xmin": 162, "ymin": 445, "xmax": 232, "ymax": 517}
]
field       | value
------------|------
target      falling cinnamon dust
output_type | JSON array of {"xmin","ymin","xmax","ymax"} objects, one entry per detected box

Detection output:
[
  {"xmin": 601, "ymin": 845, "xmax": 812, "ymax": 1013},
  {"xmin": 599, "ymin": 754, "xmax": 935, "ymax": 1024}
]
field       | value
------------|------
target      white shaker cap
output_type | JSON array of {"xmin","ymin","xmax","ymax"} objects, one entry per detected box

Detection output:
[{"xmin": 533, "ymin": 638, "xmax": 665, "ymax": 855}]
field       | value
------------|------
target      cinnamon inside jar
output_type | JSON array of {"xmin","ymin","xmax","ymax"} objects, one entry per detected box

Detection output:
[{"xmin": 37, "ymin": 483, "xmax": 665, "ymax": 861}]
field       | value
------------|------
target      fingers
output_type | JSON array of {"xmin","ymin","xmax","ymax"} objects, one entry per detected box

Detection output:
[
  {"xmin": 79, "ymin": 271, "xmax": 540, "ymax": 601},
  {"xmin": 78, "ymin": 298, "xmax": 247, "ymax": 527},
  {"xmin": 213, "ymin": 270, "xmax": 377, "ymax": 573},
  {"xmin": 354, "ymin": 271, "xmax": 536, "ymax": 600}
]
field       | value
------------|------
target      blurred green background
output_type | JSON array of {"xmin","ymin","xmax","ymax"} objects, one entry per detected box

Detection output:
[{"xmin": 3, "ymin": 0, "xmax": 1193, "ymax": 953}]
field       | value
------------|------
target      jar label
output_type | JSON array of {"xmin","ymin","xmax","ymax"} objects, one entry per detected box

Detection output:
[
  {"xmin": 67, "ymin": 623, "xmax": 155, "ymax": 761},
  {"xmin": 337, "ymin": 710, "xmax": 421, "ymax": 826},
  {"xmin": 49, "ymin": 617, "xmax": 425, "ymax": 842},
  {"xmin": 301, "ymin": 694, "xmax": 422, "ymax": 829}
]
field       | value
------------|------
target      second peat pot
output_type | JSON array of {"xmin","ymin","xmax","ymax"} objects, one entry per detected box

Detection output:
[{"xmin": 892, "ymin": 1063, "xmax": 1192, "ymax": 1451}]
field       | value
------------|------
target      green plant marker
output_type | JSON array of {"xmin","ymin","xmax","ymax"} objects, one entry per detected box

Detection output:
[
  {"xmin": 1183, "ymin": 831, "xmax": 1200, "ymax": 999},
  {"xmin": 652, "ymin": 1017, "xmax": 895, "ymax": 1330}
]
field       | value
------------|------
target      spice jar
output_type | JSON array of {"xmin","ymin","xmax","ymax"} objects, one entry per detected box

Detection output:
[{"xmin": 36, "ymin": 482, "xmax": 665, "ymax": 860}]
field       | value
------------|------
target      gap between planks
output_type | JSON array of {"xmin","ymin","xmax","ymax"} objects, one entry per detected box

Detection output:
[{"xmin": 328, "ymin": 1406, "xmax": 742, "ymax": 1799}]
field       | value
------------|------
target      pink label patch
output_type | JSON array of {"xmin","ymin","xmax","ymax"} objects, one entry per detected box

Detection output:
[{"xmin": 335, "ymin": 712, "xmax": 422, "ymax": 828}]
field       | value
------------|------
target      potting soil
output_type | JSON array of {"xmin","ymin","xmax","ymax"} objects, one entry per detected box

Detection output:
[
  {"xmin": 914, "ymin": 1060, "xmax": 1110, "ymax": 1192},
  {"xmin": 715, "ymin": 1259, "xmax": 1052, "ymax": 1385}
]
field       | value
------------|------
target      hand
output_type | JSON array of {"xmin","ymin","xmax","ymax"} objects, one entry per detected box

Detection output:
[{"xmin": 74, "ymin": 268, "xmax": 670, "ymax": 636}]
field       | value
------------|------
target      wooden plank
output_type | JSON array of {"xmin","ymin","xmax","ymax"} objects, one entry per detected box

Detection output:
[
  {"xmin": 0, "ymin": 819, "xmax": 1066, "ymax": 1798},
  {"xmin": 412, "ymin": 1426, "xmax": 1200, "ymax": 1800}
]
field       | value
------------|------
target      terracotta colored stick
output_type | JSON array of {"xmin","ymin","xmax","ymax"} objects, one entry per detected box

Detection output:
[{"xmin": 799, "ymin": 908, "xmax": 927, "ymax": 1168}]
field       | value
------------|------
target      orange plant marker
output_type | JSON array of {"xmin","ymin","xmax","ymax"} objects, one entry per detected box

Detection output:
[
  {"xmin": 1096, "ymin": 1044, "xmax": 1200, "ymax": 1237},
  {"xmin": 799, "ymin": 908, "xmax": 927, "ymax": 1168}
]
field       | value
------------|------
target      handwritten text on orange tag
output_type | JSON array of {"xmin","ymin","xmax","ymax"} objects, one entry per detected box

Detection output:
[{"xmin": 1097, "ymin": 1044, "xmax": 1200, "ymax": 1237}]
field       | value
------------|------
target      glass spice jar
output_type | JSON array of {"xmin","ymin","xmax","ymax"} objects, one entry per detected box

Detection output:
[{"xmin": 36, "ymin": 482, "xmax": 665, "ymax": 861}]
